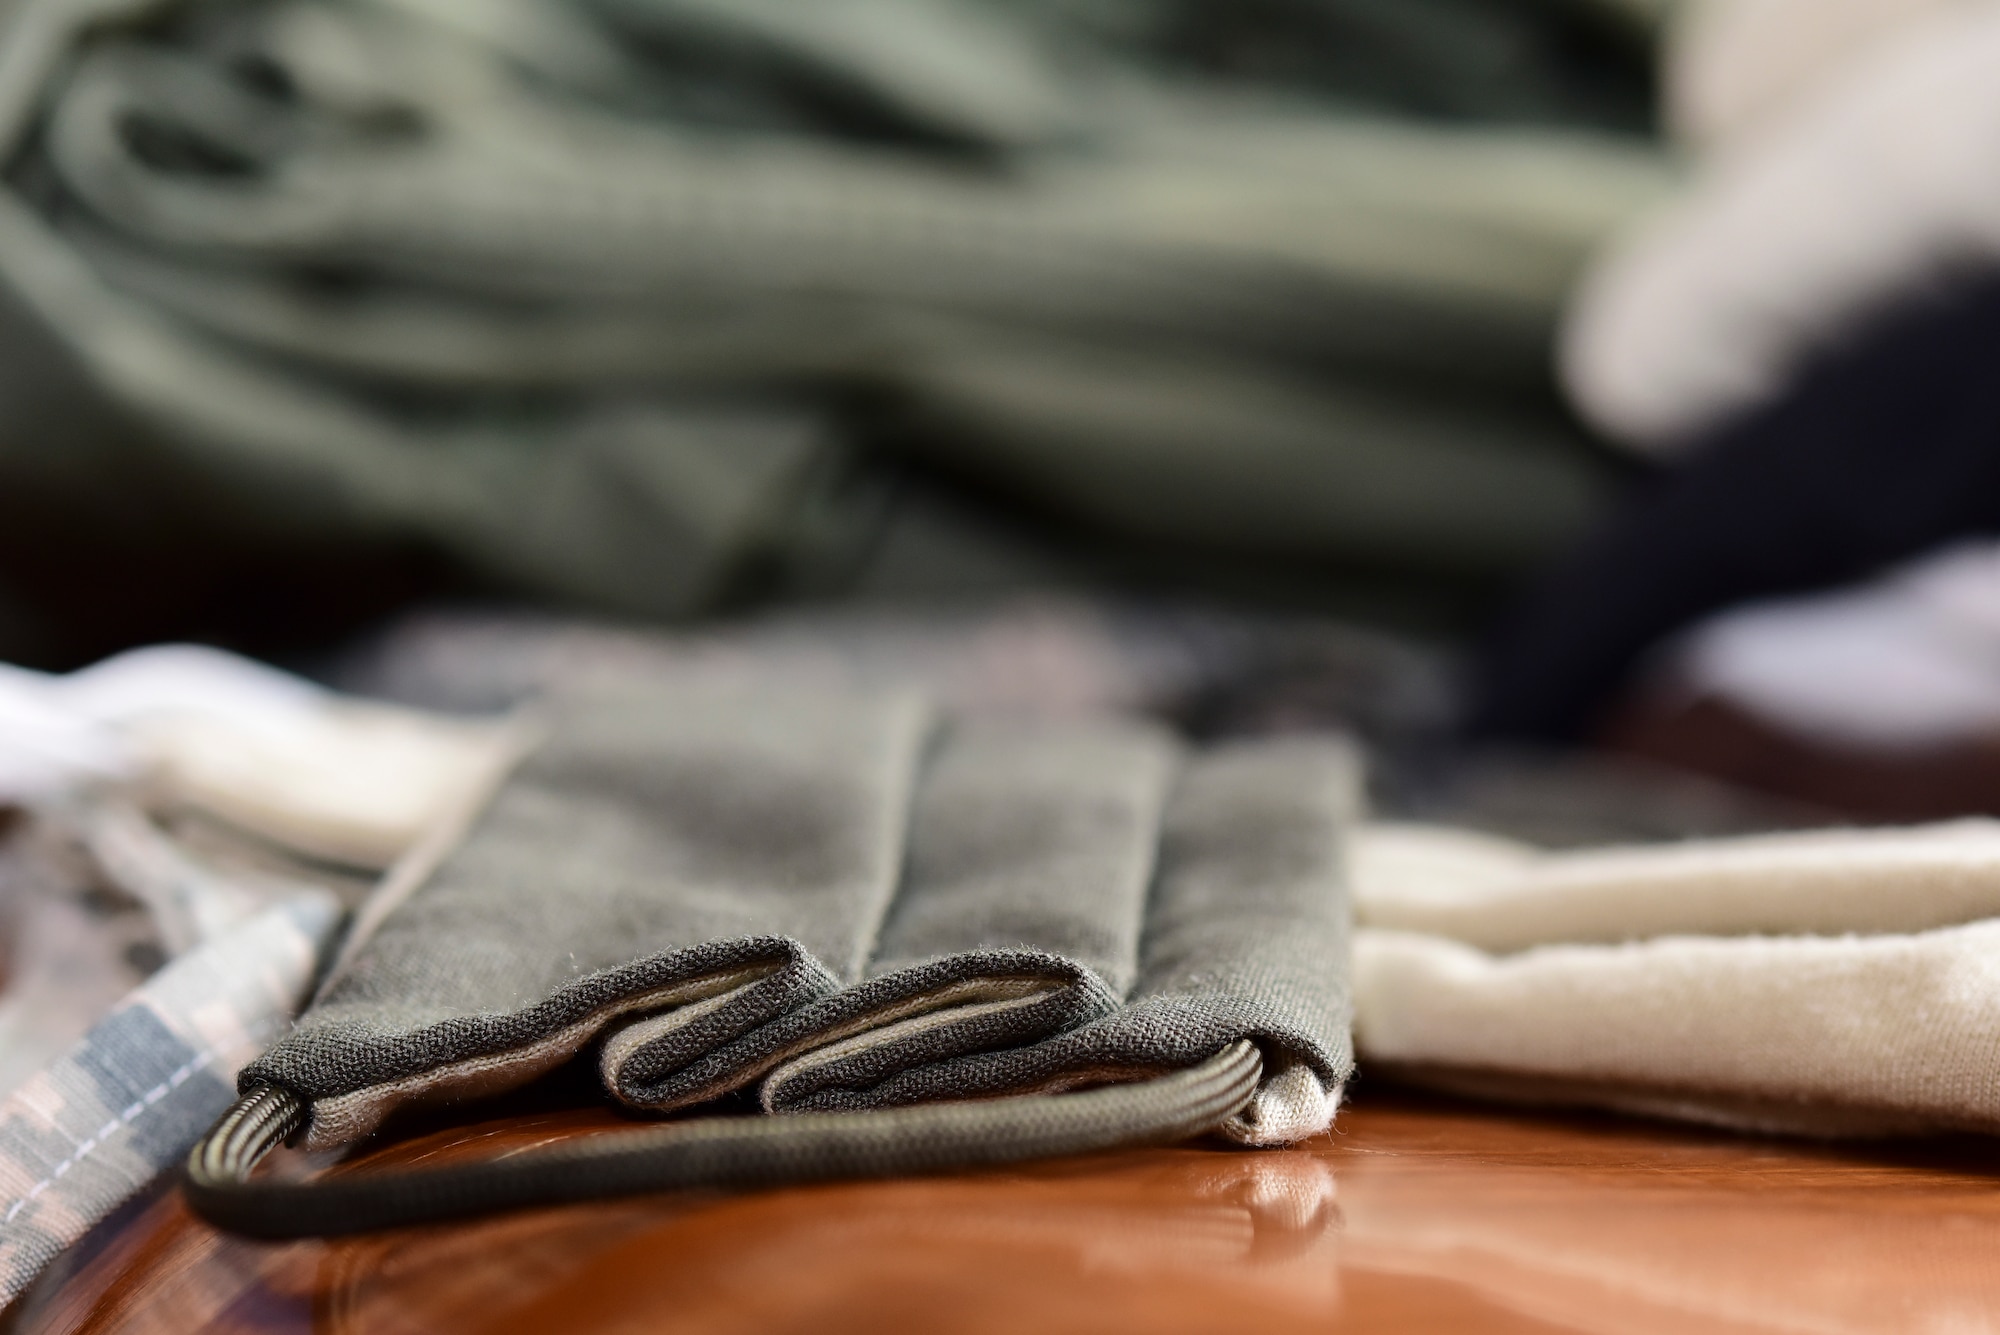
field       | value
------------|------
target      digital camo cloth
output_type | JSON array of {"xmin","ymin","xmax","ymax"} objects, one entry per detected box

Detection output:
[{"xmin": 0, "ymin": 894, "xmax": 338, "ymax": 1307}]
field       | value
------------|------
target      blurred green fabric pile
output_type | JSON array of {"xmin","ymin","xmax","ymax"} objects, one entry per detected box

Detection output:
[{"xmin": 0, "ymin": 0, "xmax": 1674, "ymax": 665}]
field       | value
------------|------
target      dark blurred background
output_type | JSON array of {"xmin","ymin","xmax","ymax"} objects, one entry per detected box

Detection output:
[{"xmin": 2, "ymin": 0, "xmax": 1996, "ymax": 822}]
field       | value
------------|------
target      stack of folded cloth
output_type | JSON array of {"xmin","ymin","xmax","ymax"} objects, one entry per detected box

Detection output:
[
  {"xmin": 0, "ymin": 0, "xmax": 1670, "ymax": 665},
  {"xmin": 1352, "ymin": 818, "xmax": 2000, "ymax": 1135},
  {"xmin": 246, "ymin": 686, "xmax": 1357, "ymax": 1154},
  {"xmin": 26, "ymin": 632, "xmax": 2000, "ymax": 1276}
]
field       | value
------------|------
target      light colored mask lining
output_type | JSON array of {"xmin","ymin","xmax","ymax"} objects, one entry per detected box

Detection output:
[
  {"xmin": 796, "ymin": 1042, "xmax": 1336, "ymax": 1144},
  {"xmin": 591, "ymin": 976, "xmax": 820, "ymax": 1103},
  {"xmin": 754, "ymin": 979, "xmax": 1064, "ymax": 1111},
  {"xmin": 302, "ymin": 963, "xmax": 773, "ymax": 1150},
  {"xmin": 1223, "ymin": 1059, "xmax": 1337, "ymax": 1145}
]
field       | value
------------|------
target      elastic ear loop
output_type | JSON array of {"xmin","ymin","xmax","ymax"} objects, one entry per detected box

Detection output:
[{"xmin": 184, "ymin": 1040, "xmax": 1263, "ymax": 1238}]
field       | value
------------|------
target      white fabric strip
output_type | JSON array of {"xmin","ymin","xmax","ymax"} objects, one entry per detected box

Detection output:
[
  {"xmin": 1355, "ymin": 921, "xmax": 2000, "ymax": 1133},
  {"xmin": 0, "ymin": 644, "xmax": 519, "ymax": 870},
  {"xmin": 1351, "ymin": 818, "xmax": 2000, "ymax": 1133},
  {"xmin": 1353, "ymin": 819, "xmax": 2000, "ymax": 952}
]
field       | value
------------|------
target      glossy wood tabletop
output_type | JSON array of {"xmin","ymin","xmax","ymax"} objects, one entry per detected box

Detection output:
[{"xmin": 12, "ymin": 1086, "xmax": 2000, "ymax": 1335}]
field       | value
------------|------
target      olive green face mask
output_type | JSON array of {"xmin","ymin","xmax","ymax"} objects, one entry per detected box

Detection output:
[{"xmin": 188, "ymin": 684, "xmax": 1355, "ymax": 1237}]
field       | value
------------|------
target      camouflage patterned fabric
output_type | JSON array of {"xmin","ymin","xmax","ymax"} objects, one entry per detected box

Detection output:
[{"xmin": 0, "ymin": 893, "xmax": 340, "ymax": 1307}]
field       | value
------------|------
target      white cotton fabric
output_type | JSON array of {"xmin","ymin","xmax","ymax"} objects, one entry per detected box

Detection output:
[
  {"xmin": 1354, "ymin": 818, "xmax": 2000, "ymax": 949},
  {"xmin": 1664, "ymin": 0, "xmax": 1974, "ymax": 152},
  {"xmin": 1351, "ymin": 819, "xmax": 2000, "ymax": 1133},
  {"xmin": 1561, "ymin": 1, "xmax": 2000, "ymax": 451},
  {"xmin": 1223, "ymin": 1061, "xmax": 1341, "ymax": 1147},
  {"xmin": 0, "ymin": 644, "xmax": 514, "ymax": 868},
  {"xmin": 1654, "ymin": 540, "xmax": 2000, "ymax": 752}
]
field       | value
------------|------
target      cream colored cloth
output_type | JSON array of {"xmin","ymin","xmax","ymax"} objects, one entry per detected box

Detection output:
[
  {"xmin": 1664, "ymin": 0, "xmax": 1977, "ymax": 152},
  {"xmin": 0, "ymin": 645, "xmax": 516, "ymax": 869},
  {"xmin": 1562, "ymin": 1, "xmax": 2000, "ymax": 451},
  {"xmin": 0, "ymin": 644, "xmax": 510, "ymax": 1115},
  {"xmin": 1352, "ymin": 820, "xmax": 2000, "ymax": 1134}
]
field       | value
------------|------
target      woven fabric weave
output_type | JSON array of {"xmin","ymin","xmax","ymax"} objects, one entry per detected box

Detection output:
[
  {"xmin": 763, "ymin": 737, "xmax": 1358, "ymax": 1147},
  {"xmin": 244, "ymin": 687, "xmax": 931, "ymax": 1149},
  {"xmin": 246, "ymin": 685, "xmax": 1356, "ymax": 1150},
  {"xmin": 615, "ymin": 715, "xmax": 1177, "ymax": 1112}
]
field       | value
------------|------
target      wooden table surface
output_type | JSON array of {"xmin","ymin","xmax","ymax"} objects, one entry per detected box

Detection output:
[{"xmin": 12, "ymin": 1087, "xmax": 2000, "ymax": 1334}]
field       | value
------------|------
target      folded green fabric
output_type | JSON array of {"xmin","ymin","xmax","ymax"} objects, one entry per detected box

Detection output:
[
  {"xmin": 243, "ymin": 687, "xmax": 931, "ymax": 1148},
  {"xmin": 765, "ymin": 736, "xmax": 1357, "ymax": 1146},
  {"xmin": 742, "ymin": 716, "xmax": 1178, "ymax": 1112},
  {"xmin": 242, "ymin": 683, "xmax": 1355, "ymax": 1152},
  {"xmin": 0, "ymin": 0, "xmax": 1674, "ymax": 657}
]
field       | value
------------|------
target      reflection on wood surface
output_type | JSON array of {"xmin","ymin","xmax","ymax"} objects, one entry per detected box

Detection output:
[{"xmin": 13, "ymin": 1089, "xmax": 2000, "ymax": 1333}]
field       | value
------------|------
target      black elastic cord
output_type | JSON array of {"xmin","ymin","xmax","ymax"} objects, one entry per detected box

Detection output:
[{"xmin": 184, "ymin": 1040, "xmax": 1263, "ymax": 1238}]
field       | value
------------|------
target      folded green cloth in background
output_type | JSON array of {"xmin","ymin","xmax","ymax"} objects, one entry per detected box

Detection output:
[{"xmin": 0, "ymin": 0, "xmax": 1672, "ymax": 666}]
